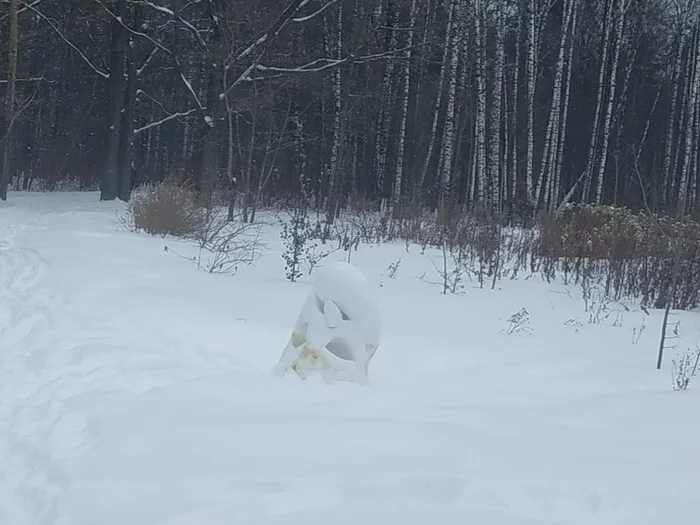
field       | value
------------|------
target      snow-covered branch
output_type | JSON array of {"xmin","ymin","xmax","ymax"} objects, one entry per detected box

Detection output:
[
  {"xmin": 256, "ymin": 57, "xmax": 348, "ymax": 74},
  {"xmin": 293, "ymin": 0, "xmax": 340, "ymax": 23},
  {"xmin": 0, "ymin": 76, "xmax": 44, "ymax": 84},
  {"xmin": 134, "ymin": 108, "xmax": 198, "ymax": 135},
  {"xmin": 136, "ymin": 0, "xmax": 208, "ymax": 49},
  {"xmin": 137, "ymin": 46, "xmax": 158, "ymax": 77},
  {"xmin": 224, "ymin": 44, "xmax": 414, "ymax": 97},
  {"xmin": 136, "ymin": 0, "xmax": 173, "ymax": 16},
  {"xmin": 21, "ymin": 1, "xmax": 109, "ymax": 79},
  {"xmin": 232, "ymin": 0, "xmax": 307, "ymax": 63},
  {"xmin": 178, "ymin": 69, "xmax": 204, "ymax": 112},
  {"xmin": 237, "ymin": 35, "xmax": 268, "ymax": 61}
]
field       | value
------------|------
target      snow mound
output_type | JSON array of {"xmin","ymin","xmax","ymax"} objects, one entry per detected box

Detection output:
[{"xmin": 274, "ymin": 261, "xmax": 381, "ymax": 383}]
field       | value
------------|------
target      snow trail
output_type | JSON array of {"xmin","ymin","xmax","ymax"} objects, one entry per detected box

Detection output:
[{"xmin": 0, "ymin": 220, "xmax": 64, "ymax": 524}]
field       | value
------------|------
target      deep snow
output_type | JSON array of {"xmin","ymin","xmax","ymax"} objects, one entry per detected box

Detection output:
[{"xmin": 1, "ymin": 191, "xmax": 698, "ymax": 525}]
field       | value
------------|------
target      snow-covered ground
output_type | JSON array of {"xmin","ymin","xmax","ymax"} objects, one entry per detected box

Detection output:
[{"xmin": 1, "ymin": 191, "xmax": 698, "ymax": 525}]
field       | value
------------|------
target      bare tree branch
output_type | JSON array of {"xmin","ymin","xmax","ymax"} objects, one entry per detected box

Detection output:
[
  {"xmin": 0, "ymin": 0, "xmax": 42, "ymax": 21},
  {"xmin": 0, "ymin": 84, "xmax": 39, "ymax": 145},
  {"xmin": 252, "ymin": 45, "xmax": 416, "ymax": 79},
  {"xmin": 91, "ymin": 0, "xmax": 205, "ymax": 113},
  {"xmin": 134, "ymin": 108, "xmax": 198, "ymax": 135},
  {"xmin": 256, "ymin": 57, "xmax": 349, "ymax": 74},
  {"xmin": 135, "ymin": 0, "xmax": 208, "ymax": 50},
  {"xmin": 20, "ymin": 0, "xmax": 110, "ymax": 79}
]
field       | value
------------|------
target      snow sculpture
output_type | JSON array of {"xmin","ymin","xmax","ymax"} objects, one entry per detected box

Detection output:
[{"xmin": 273, "ymin": 261, "xmax": 381, "ymax": 384}]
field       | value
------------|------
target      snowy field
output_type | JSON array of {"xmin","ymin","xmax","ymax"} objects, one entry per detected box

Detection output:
[{"xmin": 1, "ymin": 191, "xmax": 699, "ymax": 525}]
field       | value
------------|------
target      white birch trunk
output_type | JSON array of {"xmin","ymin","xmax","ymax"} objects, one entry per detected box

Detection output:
[
  {"xmin": 552, "ymin": 0, "xmax": 578, "ymax": 211},
  {"xmin": 671, "ymin": 27, "xmax": 697, "ymax": 204},
  {"xmin": 582, "ymin": 0, "xmax": 614, "ymax": 202},
  {"xmin": 438, "ymin": 0, "xmax": 462, "ymax": 207},
  {"xmin": 536, "ymin": 0, "xmax": 571, "ymax": 209},
  {"xmin": 327, "ymin": 5, "xmax": 343, "ymax": 208},
  {"xmin": 689, "ymin": 84, "xmax": 700, "ymax": 211},
  {"xmin": 374, "ymin": 1, "xmax": 398, "ymax": 200},
  {"xmin": 509, "ymin": 3, "xmax": 524, "ymax": 203},
  {"xmin": 490, "ymin": 0, "xmax": 505, "ymax": 206},
  {"xmin": 594, "ymin": 0, "xmax": 626, "ymax": 205},
  {"xmin": 474, "ymin": 0, "xmax": 487, "ymax": 203},
  {"xmin": 524, "ymin": 0, "xmax": 537, "ymax": 204},
  {"xmin": 417, "ymin": 0, "xmax": 455, "ymax": 201},
  {"xmin": 678, "ymin": 29, "xmax": 700, "ymax": 213},
  {"xmin": 662, "ymin": 29, "xmax": 686, "ymax": 207},
  {"xmin": 392, "ymin": 0, "xmax": 418, "ymax": 207}
]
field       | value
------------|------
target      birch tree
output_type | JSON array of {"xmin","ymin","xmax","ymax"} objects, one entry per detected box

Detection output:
[
  {"xmin": 437, "ymin": 0, "xmax": 462, "ymax": 209},
  {"xmin": 391, "ymin": 0, "xmax": 418, "ymax": 208},
  {"xmin": 416, "ymin": 0, "xmax": 455, "ymax": 205},
  {"xmin": 677, "ymin": 25, "xmax": 700, "ymax": 211},
  {"xmin": 489, "ymin": 0, "xmax": 505, "ymax": 206},
  {"xmin": 524, "ymin": 0, "xmax": 537, "ymax": 204},
  {"xmin": 326, "ymin": 3, "xmax": 344, "ymax": 221},
  {"xmin": 372, "ymin": 0, "xmax": 398, "ymax": 202},
  {"xmin": 594, "ymin": 0, "xmax": 629, "ymax": 205},
  {"xmin": 536, "ymin": 0, "xmax": 573, "ymax": 210},
  {"xmin": 551, "ymin": 0, "xmax": 578, "ymax": 210},
  {"xmin": 470, "ymin": 0, "xmax": 487, "ymax": 205},
  {"xmin": 582, "ymin": 0, "xmax": 614, "ymax": 202}
]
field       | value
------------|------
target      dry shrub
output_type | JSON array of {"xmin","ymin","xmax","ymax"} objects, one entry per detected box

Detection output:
[
  {"xmin": 540, "ymin": 204, "xmax": 645, "ymax": 260},
  {"xmin": 125, "ymin": 177, "xmax": 206, "ymax": 237},
  {"xmin": 123, "ymin": 178, "xmax": 265, "ymax": 275},
  {"xmin": 540, "ymin": 204, "xmax": 700, "ymax": 309},
  {"xmin": 278, "ymin": 194, "xmax": 700, "ymax": 309}
]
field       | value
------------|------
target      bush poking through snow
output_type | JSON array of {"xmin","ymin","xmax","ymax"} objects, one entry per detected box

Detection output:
[
  {"xmin": 385, "ymin": 258, "xmax": 401, "ymax": 279},
  {"xmin": 125, "ymin": 178, "xmax": 206, "ymax": 238},
  {"xmin": 315, "ymin": 201, "xmax": 700, "ymax": 312},
  {"xmin": 191, "ymin": 206, "xmax": 264, "ymax": 274},
  {"xmin": 564, "ymin": 318, "xmax": 583, "ymax": 333},
  {"xmin": 420, "ymin": 239, "xmax": 465, "ymax": 295},
  {"xmin": 632, "ymin": 317, "xmax": 646, "ymax": 344},
  {"xmin": 502, "ymin": 308, "xmax": 532, "ymax": 335},
  {"xmin": 671, "ymin": 346, "xmax": 700, "ymax": 391},
  {"xmin": 279, "ymin": 199, "xmax": 311, "ymax": 283},
  {"xmin": 279, "ymin": 197, "xmax": 333, "ymax": 282}
]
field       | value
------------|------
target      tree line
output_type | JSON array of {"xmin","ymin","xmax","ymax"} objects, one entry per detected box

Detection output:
[{"xmin": 0, "ymin": 0, "xmax": 698, "ymax": 221}]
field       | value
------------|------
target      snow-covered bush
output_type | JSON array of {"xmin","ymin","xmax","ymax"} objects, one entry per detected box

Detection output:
[{"xmin": 273, "ymin": 261, "xmax": 382, "ymax": 384}]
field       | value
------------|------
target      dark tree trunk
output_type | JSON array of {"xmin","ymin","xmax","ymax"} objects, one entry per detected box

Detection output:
[
  {"xmin": 196, "ymin": 0, "xmax": 225, "ymax": 201},
  {"xmin": 100, "ymin": 0, "xmax": 128, "ymax": 201},
  {"xmin": 117, "ymin": 5, "xmax": 143, "ymax": 202},
  {"xmin": 0, "ymin": 0, "xmax": 18, "ymax": 201}
]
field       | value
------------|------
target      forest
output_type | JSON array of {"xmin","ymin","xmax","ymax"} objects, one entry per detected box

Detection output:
[{"xmin": 0, "ymin": 0, "xmax": 698, "ymax": 221}]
